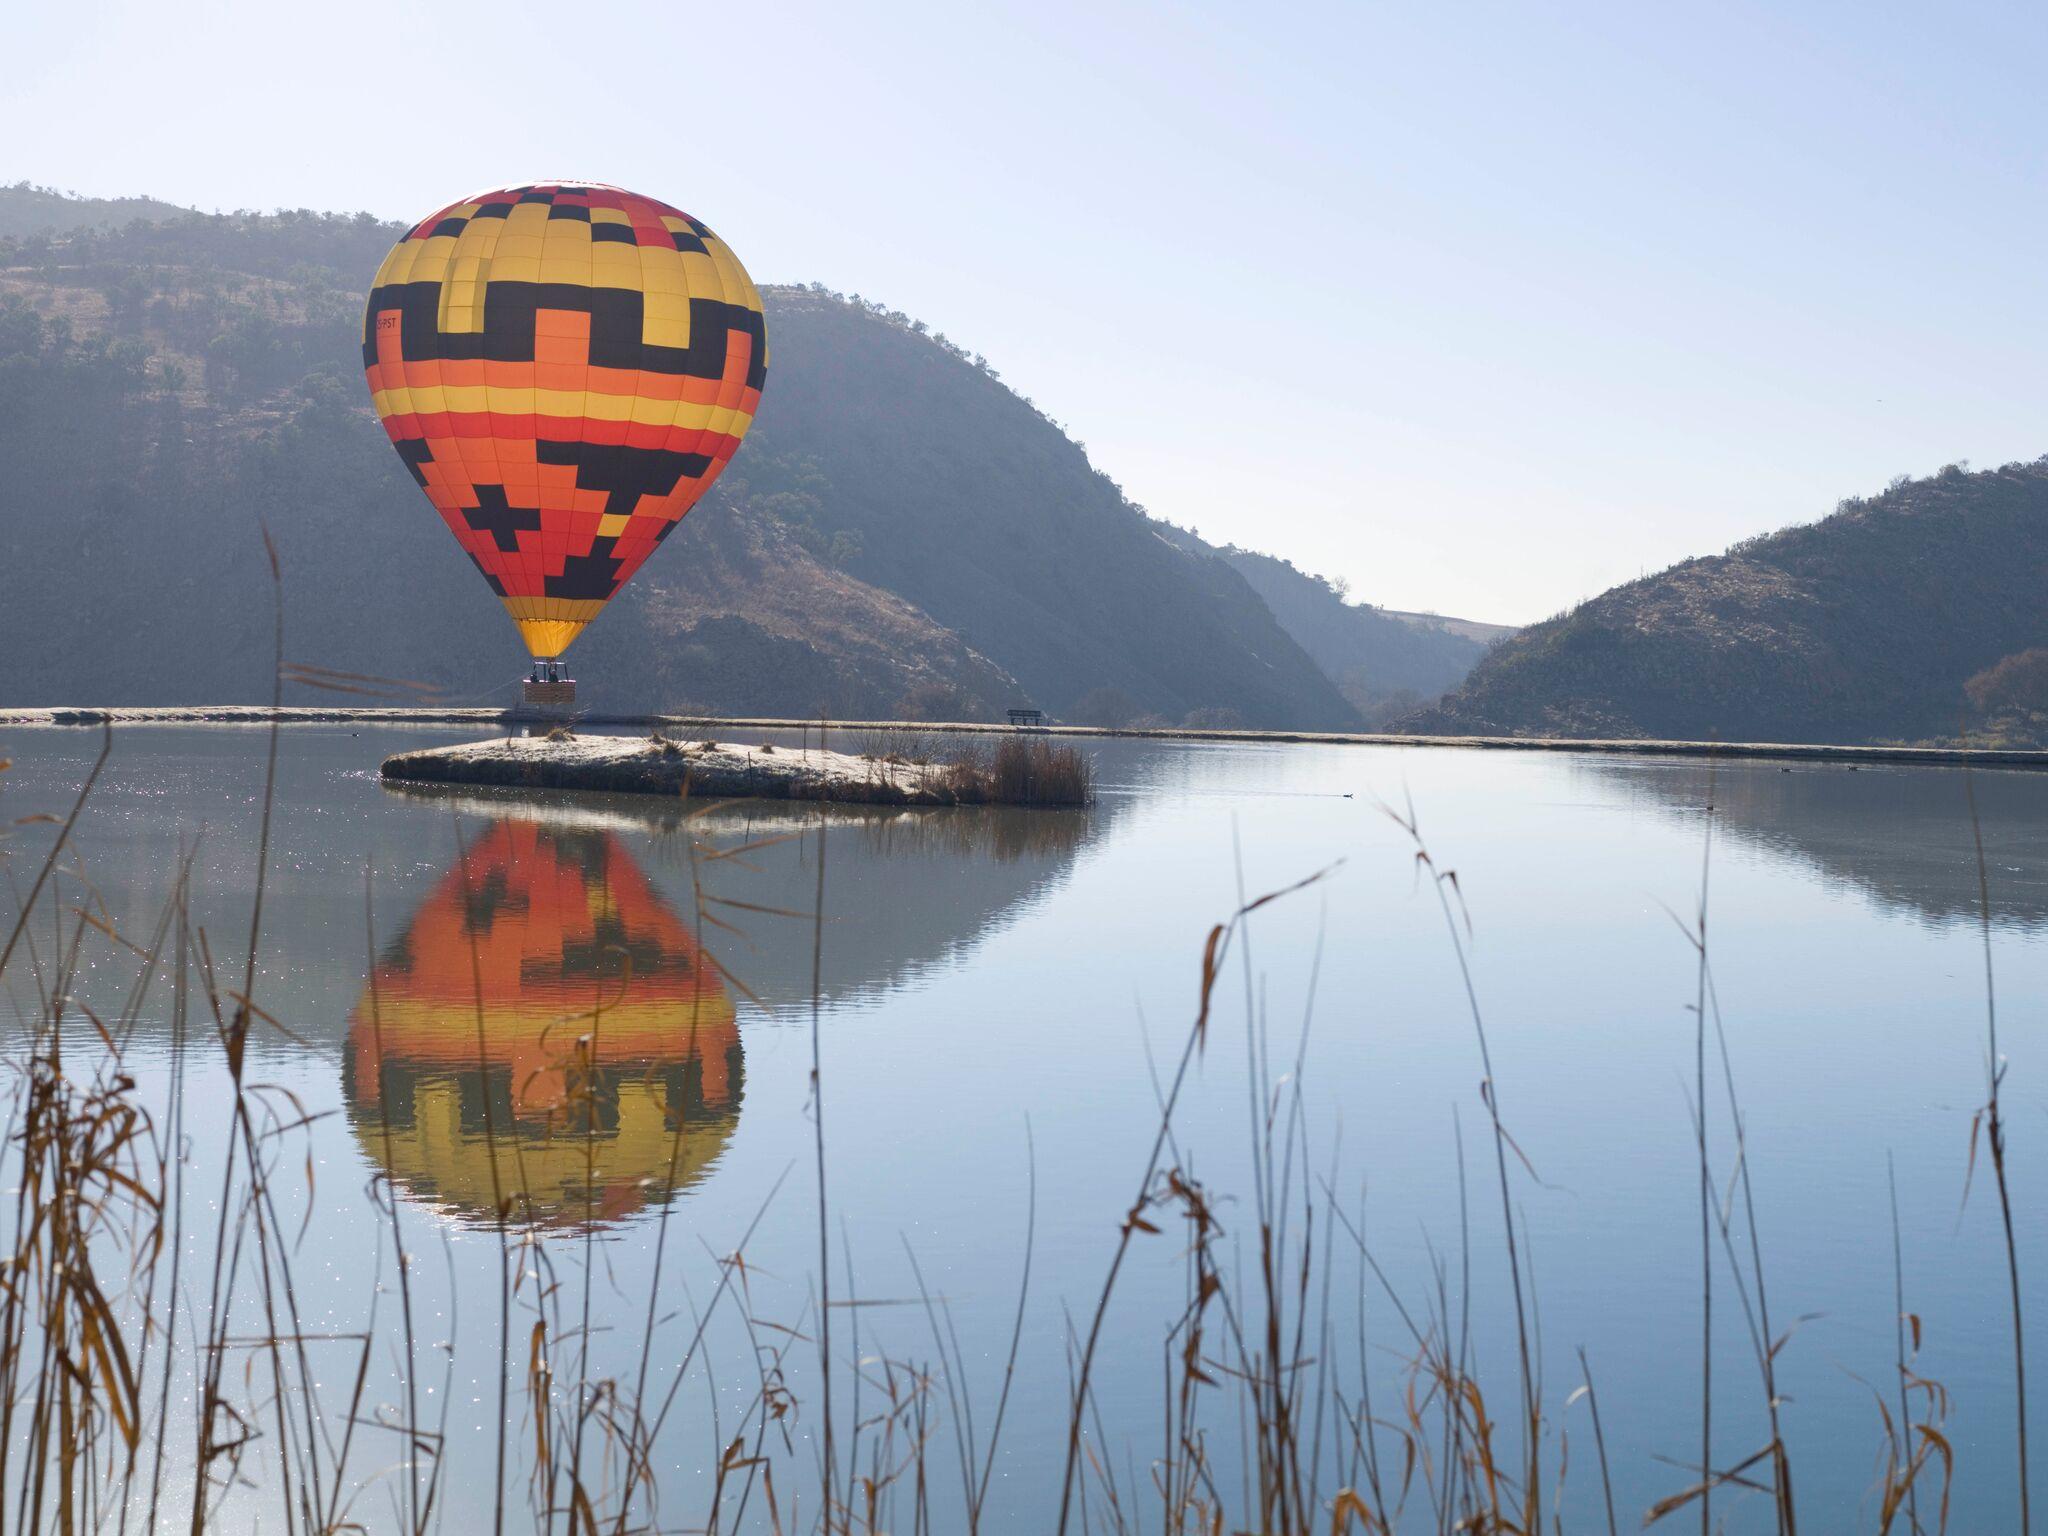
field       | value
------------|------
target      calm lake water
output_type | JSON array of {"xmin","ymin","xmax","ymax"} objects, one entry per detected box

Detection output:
[{"xmin": 5, "ymin": 723, "xmax": 2048, "ymax": 1532}]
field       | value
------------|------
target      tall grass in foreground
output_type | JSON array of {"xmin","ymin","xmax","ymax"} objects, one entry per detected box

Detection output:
[{"xmin": 0, "ymin": 717, "xmax": 2021, "ymax": 1532}]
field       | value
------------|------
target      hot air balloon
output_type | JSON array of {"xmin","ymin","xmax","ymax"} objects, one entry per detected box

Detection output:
[
  {"xmin": 342, "ymin": 820, "xmax": 742, "ymax": 1227},
  {"xmin": 361, "ymin": 183, "xmax": 767, "ymax": 689}
]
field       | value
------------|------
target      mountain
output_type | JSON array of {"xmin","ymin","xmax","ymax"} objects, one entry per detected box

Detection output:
[
  {"xmin": 0, "ymin": 337, "xmax": 1016, "ymax": 720},
  {"xmin": 1407, "ymin": 460, "xmax": 2048, "ymax": 744},
  {"xmin": 1379, "ymin": 609, "xmax": 1517, "ymax": 647},
  {"xmin": 1156, "ymin": 527, "xmax": 1500, "ymax": 723},
  {"xmin": 0, "ymin": 182, "xmax": 195, "ymax": 240},
  {"xmin": 0, "ymin": 188, "xmax": 1358, "ymax": 727},
  {"xmin": 740, "ymin": 288, "xmax": 1359, "ymax": 727}
]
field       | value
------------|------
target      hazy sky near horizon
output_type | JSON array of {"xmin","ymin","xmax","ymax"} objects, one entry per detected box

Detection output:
[{"xmin": 10, "ymin": 0, "xmax": 2047, "ymax": 623}]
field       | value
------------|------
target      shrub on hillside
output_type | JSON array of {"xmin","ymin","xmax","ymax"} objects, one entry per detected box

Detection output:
[
  {"xmin": 895, "ymin": 679, "xmax": 976, "ymax": 721},
  {"xmin": 1071, "ymin": 686, "xmax": 1139, "ymax": 729},
  {"xmin": 1965, "ymin": 648, "xmax": 2048, "ymax": 715}
]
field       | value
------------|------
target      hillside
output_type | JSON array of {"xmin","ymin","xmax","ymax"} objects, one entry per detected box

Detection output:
[
  {"xmin": 1408, "ymin": 461, "xmax": 2048, "ymax": 744},
  {"xmin": 0, "ymin": 299, "xmax": 1013, "ymax": 717},
  {"xmin": 1156, "ymin": 527, "xmax": 1497, "ymax": 722},
  {"xmin": 0, "ymin": 189, "xmax": 1357, "ymax": 727},
  {"xmin": 0, "ymin": 182, "xmax": 194, "ymax": 239},
  {"xmin": 1381, "ymin": 609, "xmax": 1517, "ymax": 647},
  {"xmin": 742, "ymin": 288, "xmax": 1357, "ymax": 727}
]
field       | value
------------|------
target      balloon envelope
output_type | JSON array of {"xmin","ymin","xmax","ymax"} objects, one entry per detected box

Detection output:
[{"xmin": 362, "ymin": 182, "xmax": 767, "ymax": 658}]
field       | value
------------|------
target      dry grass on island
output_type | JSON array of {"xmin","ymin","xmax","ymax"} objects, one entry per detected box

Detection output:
[
  {"xmin": 379, "ymin": 726, "xmax": 1094, "ymax": 807},
  {"xmin": 850, "ymin": 725, "xmax": 1094, "ymax": 806}
]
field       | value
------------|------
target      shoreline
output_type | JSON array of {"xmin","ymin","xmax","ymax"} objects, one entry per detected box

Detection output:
[
  {"xmin": 2, "ymin": 704, "xmax": 2044, "ymax": 770},
  {"xmin": 378, "ymin": 733, "xmax": 1089, "ymax": 806}
]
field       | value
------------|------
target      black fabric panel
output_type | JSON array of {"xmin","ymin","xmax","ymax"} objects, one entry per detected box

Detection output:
[
  {"xmin": 534, "ymin": 440, "xmax": 712, "ymax": 516},
  {"xmin": 364, "ymin": 280, "xmax": 766, "ymax": 387},
  {"xmin": 465, "ymin": 486, "xmax": 543, "ymax": 553},
  {"xmin": 550, "ymin": 537, "xmax": 623, "ymax": 600}
]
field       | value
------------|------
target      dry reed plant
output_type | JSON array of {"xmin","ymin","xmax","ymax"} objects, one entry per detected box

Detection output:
[{"xmin": 849, "ymin": 728, "xmax": 1091, "ymax": 807}]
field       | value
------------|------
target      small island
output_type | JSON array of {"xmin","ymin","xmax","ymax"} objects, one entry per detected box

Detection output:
[{"xmin": 379, "ymin": 730, "xmax": 1093, "ymax": 806}]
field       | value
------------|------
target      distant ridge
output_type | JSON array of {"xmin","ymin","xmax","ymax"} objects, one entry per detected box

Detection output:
[
  {"xmin": 0, "ymin": 182, "xmax": 196, "ymax": 239},
  {"xmin": 1156, "ymin": 526, "xmax": 1501, "ymax": 723},
  {"xmin": 1379, "ymin": 609, "xmax": 1517, "ymax": 647},
  {"xmin": 1407, "ymin": 459, "xmax": 2048, "ymax": 745}
]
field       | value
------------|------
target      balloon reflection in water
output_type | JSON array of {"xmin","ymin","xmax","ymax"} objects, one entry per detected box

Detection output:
[{"xmin": 342, "ymin": 821, "xmax": 741, "ymax": 1228}]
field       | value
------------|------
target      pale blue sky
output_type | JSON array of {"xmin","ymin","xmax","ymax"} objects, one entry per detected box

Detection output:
[{"xmin": 11, "ymin": 0, "xmax": 2046, "ymax": 623}]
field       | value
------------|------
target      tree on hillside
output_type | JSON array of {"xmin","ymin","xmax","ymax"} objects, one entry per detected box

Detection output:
[
  {"xmin": 895, "ymin": 678, "xmax": 978, "ymax": 721},
  {"xmin": 1965, "ymin": 648, "xmax": 2048, "ymax": 715},
  {"xmin": 1071, "ymin": 686, "xmax": 1140, "ymax": 729}
]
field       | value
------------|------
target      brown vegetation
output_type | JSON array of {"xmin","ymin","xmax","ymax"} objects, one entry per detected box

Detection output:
[{"xmin": 1964, "ymin": 648, "xmax": 2048, "ymax": 715}]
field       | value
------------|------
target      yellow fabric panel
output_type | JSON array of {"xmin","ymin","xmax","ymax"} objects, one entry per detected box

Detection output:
[
  {"xmin": 635, "ymin": 243, "xmax": 689, "ymax": 295},
  {"xmin": 439, "ymin": 282, "xmax": 485, "ymax": 333},
  {"xmin": 729, "ymin": 258, "xmax": 765, "ymax": 316},
  {"xmin": 642, "ymin": 288, "xmax": 691, "ymax": 321},
  {"xmin": 407, "ymin": 246, "xmax": 453, "ymax": 285},
  {"xmin": 513, "ymin": 616, "xmax": 588, "ymax": 659},
  {"xmin": 538, "ymin": 245, "xmax": 598, "ymax": 286},
  {"xmin": 492, "ymin": 230, "xmax": 543, "ymax": 259},
  {"xmin": 503, "ymin": 596, "xmax": 606, "ymax": 622},
  {"xmin": 638, "ymin": 250, "xmax": 686, "ymax": 296},
  {"xmin": 641, "ymin": 299, "xmax": 692, "ymax": 351},
  {"xmin": 502, "ymin": 200, "xmax": 552, "ymax": 235},
  {"xmin": 371, "ymin": 235, "xmax": 415, "ymax": 291},
  {"xmin": 488, "ymin": 254, "xmax": 542, "ymax": 283},
  {"xmin": 704, "ymin": 240, "xmax": 743, "ymax": 306},
  {"xmin": 373, "ymin": 384, "xmax": 740, "ymax": 423},
  {"xmin": 673, "ymin": 250, "xmax": 728, "ymax": 297},
  {"xmin": 591, "ymin": 242, "xmax": 643, "ymax": 287}
]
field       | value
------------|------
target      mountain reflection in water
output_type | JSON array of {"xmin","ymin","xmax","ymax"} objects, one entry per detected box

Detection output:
[
  {"xmin": 1584, "ymin": 757, "xmax": 2048, "ymax": 929},
  {"xmin": 342, "ymin": 819, "xmax": 742, "ymax": 1228},
  {"xmin": 383, "ymin": 785, "xmax": 1102, "ymax": 1012}
]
